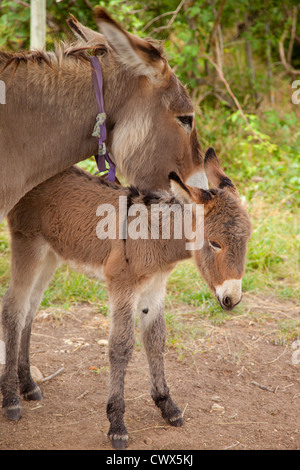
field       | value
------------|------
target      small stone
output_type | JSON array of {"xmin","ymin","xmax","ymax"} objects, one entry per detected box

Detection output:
[
  {"xmin": 210, "ymin": 403, "xmax": 225, "ymax": 413},
  {"xmin": 30, "ymin": 366, "xmax": 44, "ymax": 384},
  {"xmin": 211, "ymin": 395, "xmax": 222, "ymax": 402},
  {"xmin": 97, "ymin": 339, "xmax": 109, "ymax": 346}
]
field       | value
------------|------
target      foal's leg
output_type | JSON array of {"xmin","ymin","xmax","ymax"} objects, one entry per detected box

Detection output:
[
  {"xmin": 106, "ymin": 282, "xmax": 135, "ymax": 450},
  {"xmin": 18, "ymin": 251, "xmax": 58, "ymax": 401},
  {"xmin": 0, "ymin": 236, "xmax": 48, "ymax": 420},
  {"xmin": 137, "ymin": 274, "xmax": 183, "ymax": 426}
]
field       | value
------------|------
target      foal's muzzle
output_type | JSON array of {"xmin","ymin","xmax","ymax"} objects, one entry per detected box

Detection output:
[
  {"xmin": 215, "ymin": 279, "xmax": 242, "ymax": 311},
  {"xmin": 217, "ymin": 294, "xmax": 242, "ymax": 311}
]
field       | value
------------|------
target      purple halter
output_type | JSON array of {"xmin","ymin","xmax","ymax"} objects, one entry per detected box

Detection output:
[{"xmin": 90, "ymin": 56, "xmax": 116, "ymax": 182}]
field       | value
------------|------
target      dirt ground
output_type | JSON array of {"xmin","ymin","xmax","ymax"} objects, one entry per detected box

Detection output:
[{"xmin": 0, "ymin": 293, "xmax": 299, "ymax": 451}]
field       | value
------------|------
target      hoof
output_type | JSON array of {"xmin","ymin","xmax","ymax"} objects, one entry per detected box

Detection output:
[
  {"xmin": 23, "ymin": 386, "xmax": 43, "ymax": 402},
  {"xmin": 112, "ymin": 438, "xmax": 127, "ymax": 450},
  {"xmin": 6, "ymin": 406, "xmax": 21, "ymax": 421},
  {"xmin": 169, "ymin": 416, "xmax": 183, "ymax": 427}
]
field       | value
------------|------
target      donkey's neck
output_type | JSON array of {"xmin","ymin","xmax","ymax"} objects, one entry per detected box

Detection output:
[
  {"xmin": 3, "ymin": 58, "xmax": 97, "ymax": 158},
  {"xmin": 0, "ymin": 55, "xmax": 101, "ymax": 214},
  {"xmin": 1, "ymin": 51, "xmax": 140, "ymax": 179}
]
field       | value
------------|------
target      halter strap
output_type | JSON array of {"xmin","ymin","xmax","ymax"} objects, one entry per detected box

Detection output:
[{"xmin": 90, "ymin": 56, "xmax": 116, "ymax": 182}]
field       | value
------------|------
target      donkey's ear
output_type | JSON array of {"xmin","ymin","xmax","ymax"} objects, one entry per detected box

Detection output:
[
  {"xmin": 169, "ymin": 172, "xmax": 193, "ymax": 205},
  {"xmin": 204, "ymin": 148, "xmax": 239, "ymax": 197},
  {"xmin": 94, "ymin": 7, "xmax": 167, "ymax": 81},
  {"xmin": 67, "ymin": 14, "xmax": 107, "ymax": 46}
]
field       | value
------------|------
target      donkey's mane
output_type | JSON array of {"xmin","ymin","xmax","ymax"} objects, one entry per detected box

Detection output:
[
  {"xmin": 0, "ymin": 41, "xmax": 107, "ymax": 74},
  {"xmin": 0, "ymin": 35, "xmax": 165, "ymax": 76}
]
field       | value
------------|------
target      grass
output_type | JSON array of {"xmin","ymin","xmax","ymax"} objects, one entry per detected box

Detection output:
[{"xmin": 0, "ymin": 90, "xmax": 299, "ymax": 348}]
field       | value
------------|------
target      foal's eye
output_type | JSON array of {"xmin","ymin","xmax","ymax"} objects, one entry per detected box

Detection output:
[
  {"xmin": 209, "ymin": 240, "xmax": 222, "ymax": 251},
  {"xmin": 177, "ymin": 115, "xmax": 193, "ymax": 130}
]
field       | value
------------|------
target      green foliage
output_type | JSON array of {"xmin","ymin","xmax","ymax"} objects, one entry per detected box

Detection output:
[
  {"xmin": 0, "ymin": 0, "xmax": 30, "ymax": 49},
  {"xmin": 1, "ymin": 0, "xmax": 299, "ymax": 103}
]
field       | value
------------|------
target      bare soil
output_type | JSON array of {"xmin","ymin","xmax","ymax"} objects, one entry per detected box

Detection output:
[{"xmin": 0, "ymin": 294, "xmax": 299, "ymax": 450}]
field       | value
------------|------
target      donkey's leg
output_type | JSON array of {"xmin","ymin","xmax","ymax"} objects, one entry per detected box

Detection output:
[
  {"xmin": 0, "ymin": 287, "xmax": 27, "ymax": 420},
  {"xmin": 106, "ymin": 283, "xmax": 135, "ymax": 450},
  {"xmin": 137, "ymin": 273, "xmax": 183, "ymax": 427},
  {"xmin": 1, "ymin": 236, "xmax": 48, "ymax": 420},
  {"xmin": 18, "ymin": 250, "xmax": 58, "ymax": 401}
]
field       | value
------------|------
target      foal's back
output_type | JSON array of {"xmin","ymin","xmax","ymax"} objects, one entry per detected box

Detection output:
[{"xmin": 7, "ymin": 166, "xmax": 124, "ymax": 261}]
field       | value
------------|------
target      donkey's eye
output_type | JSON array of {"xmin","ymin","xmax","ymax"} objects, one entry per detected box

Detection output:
[
  {"xmin": 177, "ymin": 115, "xmax": 193, "ymax": 130},
  {"xmin": 209, "ymin": 240, "xmax": 222, "ymax": 251}
]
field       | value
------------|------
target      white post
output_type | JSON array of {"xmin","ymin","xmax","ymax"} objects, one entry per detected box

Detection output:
[
  {"xmin": 0, "ymin": 80, "xmax": 6, "ymax": 105},
  {"xmin": 30, "ymin": 0, "xmax": 46, "ymax": 50}
]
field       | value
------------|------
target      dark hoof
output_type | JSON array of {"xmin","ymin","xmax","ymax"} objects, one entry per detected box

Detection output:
[
  {"xmin": 169, "ymin": 416, "xmax": 183, "ymax": 427},
  {"xmin": 23, "ymin": 386, "xmax": 43, "ymax": 401},
  {"xmin": 112, "ymin": 438, "xmax": 127, "ymax": 450},
  {"xmin": 6, "ymin": 406, "xmax": 21, "ymax": 421}
]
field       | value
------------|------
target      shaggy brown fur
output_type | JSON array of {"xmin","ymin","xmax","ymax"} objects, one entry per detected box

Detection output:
[{"xmin": 0, "ymin": 148, "xmax": 251, "ymax": 449}]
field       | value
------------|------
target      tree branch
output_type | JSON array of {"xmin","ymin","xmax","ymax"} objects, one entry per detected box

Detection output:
[
  {"xmin": 14, "ymin": 0, "xmax": 30, "ymax": 7},
  {"xmin": 143, "ymin": 0, "xmax": 186, "ymax": 33},
  {"xmin": 265, "ymin": 20, "xmax": 275, "ymax": 106},
  {"xmin": 82, "ymin": 0, "xmax": 94, "ymax": 12},
  {"xmin": 204, "ymin": 54, "xmax": 250, "ymax": 126},
  {"xmin": 287, "ymin": 6, "xmax": 298, "ymax": 64},
  {"xmin": 210, "ymin": 0, "xmax": 226, "ymax": 50},
  {"xmin": 279, "ymin": 29, "xmax": 300, "ymax": 76},
  {"xmin": 205, "ymin": 0, "xmax": 226, "ymax": 76}
]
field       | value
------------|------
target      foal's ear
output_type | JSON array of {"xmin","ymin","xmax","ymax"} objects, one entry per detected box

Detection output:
[
  {"xmin": 204, "ymin": 148, "xmax": 239, "ymax": 197},
  {"xmin": 169, "ymin": 172, "xmax": 193, "ymax": 205},
  {"xmin": 169, "ymin": 172, "xmax": 213, "ymax": 207},
  {"xmin": 67, "ymin": 14, "xmax": 107, "ymax": 46},
  {"xmin": 94, "ymin": 7, "xmax": 168, "ymax": 82}
]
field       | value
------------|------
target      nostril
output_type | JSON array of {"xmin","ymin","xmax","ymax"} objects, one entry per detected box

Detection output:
[{"xmin": 223, "ymin": 296, "xmax": 232, "ymax": 308}]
